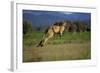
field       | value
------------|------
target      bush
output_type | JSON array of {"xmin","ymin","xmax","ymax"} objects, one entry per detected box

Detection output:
[{"xmin": 23, "ymin": 21, "xmax": 33, "ymax": 34}]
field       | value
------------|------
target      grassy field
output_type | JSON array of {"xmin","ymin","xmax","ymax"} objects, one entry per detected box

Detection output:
[{"xmin": 23, "ymin": 31, "xmax": 91, "ymax": 62}]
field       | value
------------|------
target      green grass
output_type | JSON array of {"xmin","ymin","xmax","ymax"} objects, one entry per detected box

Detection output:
[
  {"xmin": 23, "ymin": 31, "xmax": 90, "ymax": 46},
  {"xmin": 23, "ymin": 31, "xmax": 91, "ymax": 62}
]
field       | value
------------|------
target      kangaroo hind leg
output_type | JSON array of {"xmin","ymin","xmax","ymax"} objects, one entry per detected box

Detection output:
[{"xmin": 43, "ymin": 31, "xmax": 54, "ymax": 46}]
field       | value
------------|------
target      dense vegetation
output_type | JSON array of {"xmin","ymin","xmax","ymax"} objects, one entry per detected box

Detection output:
[{"xmin": 23, "ymin": 20, "xmax": 90, "ymax": 34}]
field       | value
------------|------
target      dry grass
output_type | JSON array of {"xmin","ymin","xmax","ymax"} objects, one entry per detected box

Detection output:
[{"xmin": 23, "ymin": 42, "xmax": 90, "ymax": 62}]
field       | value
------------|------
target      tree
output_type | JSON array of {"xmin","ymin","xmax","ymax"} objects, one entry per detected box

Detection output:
[
  {"xmin": 74, "ymin": 21, "xmax": 87, "ymax": 32},
  {"xmin": 23, "ymin": 20, "xmax": 33, "ymax": 34}
]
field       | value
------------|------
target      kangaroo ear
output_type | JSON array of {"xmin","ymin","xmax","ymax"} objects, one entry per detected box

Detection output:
[{"xmin": 63, "ymin": 22, "xmax": 67, "ymax": 27}]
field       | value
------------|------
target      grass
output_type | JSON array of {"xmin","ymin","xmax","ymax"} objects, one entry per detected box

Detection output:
[
  {"xmin": 23, "ymin": 31, "xmax": 90, "ymax": 46},
  {"xmin": 23, "ymin": 31, "xmax": 91, "ymax": 62}
]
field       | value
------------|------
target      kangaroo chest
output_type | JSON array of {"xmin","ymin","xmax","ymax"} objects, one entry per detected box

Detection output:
[{"xmin": 52, "ymin": 25, "xmax": 65, "ymax": 33}]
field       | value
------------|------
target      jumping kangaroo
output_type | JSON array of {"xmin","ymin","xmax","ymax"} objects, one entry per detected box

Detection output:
[{"xmin": 37, "ymin": 21, "xmax": 67, "ymax": 47}]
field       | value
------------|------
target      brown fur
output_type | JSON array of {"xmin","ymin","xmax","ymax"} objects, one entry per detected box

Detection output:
[{"xmin": 37, "ymin": 21, "xmax": 67, "ymax": 47}]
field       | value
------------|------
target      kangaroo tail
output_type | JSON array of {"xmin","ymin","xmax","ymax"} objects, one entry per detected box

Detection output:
[
  {"xmin": 36, "ymin": 40, "xmax": 44, "ymax": 47},
  {"xmin": 37, "ymin": 33, "xmax": 46, "ymax": 47}
]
